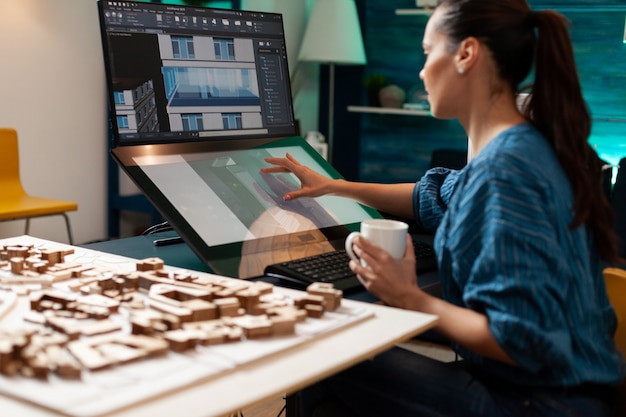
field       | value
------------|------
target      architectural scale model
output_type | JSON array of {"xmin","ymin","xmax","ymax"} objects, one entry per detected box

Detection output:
[{"xmin": 0, "ymin": 242, "xmax": 343, "ymax": 380}]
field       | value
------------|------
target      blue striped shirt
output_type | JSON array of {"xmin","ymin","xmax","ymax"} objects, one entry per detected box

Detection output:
[{"xmin": 413, "ymin": 123, "xmax": 625, "ymax": 387}]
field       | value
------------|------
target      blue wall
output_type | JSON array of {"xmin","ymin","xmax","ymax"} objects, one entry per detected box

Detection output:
[{"xmin": 355, "ymin": 0, "xmax": 626, "ymax": 183}]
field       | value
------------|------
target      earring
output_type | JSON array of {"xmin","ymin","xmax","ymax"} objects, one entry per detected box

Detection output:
[{"xmin": 458, "ymin": 66, "xmax": 465, "ymax": 74}]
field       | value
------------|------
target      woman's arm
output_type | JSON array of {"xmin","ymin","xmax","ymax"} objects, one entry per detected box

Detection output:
[
  {"xmin": 408, "ymin": 289, "xmax": 517, "ymax": 365},
  {"xmin": 350, "ymin": 235, "xmax": 517, "ymax": 365},
  {"xmin": 331, "ymin": 181, "xmax": 416, "ymax": 219},
  {"xmin": 262, "ymin": 153, "xmax": 416, "ymax": 219}
]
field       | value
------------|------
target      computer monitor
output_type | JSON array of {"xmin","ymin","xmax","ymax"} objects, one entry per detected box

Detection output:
[
  {"xmin": 97, "ymin": 1, "xmax": 382, "ymax": 279},
  {"xmin": 97, "ymin": 0, "xmax": 297, "ymax": 146}
]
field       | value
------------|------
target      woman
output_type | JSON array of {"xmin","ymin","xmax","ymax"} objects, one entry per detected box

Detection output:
[{"xmin": 262, "ymin": 0, "xmax": 625, "ymax": 415}]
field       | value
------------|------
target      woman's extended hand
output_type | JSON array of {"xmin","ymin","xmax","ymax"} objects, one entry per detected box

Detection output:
[
  {"xmin": 261, "ymin": 153, "xmax": 337, "ymax": 201},
  {"xmin": 348, "ymin": 234, "xmax": 421, "ymax": 307}
]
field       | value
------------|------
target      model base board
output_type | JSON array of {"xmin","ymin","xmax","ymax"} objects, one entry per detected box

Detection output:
[{"xmin": 0, "ymin": 236, "xmax": 372, "ymax": 417}]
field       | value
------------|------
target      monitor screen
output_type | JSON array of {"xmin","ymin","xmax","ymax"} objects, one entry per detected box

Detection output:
[
  {"xmin": 98, "ymin": 1, "xmax": 297, "ymax": 146},
  {"xmin": 112, "ymin": 136, "xmax": 381, "ymax": 278}
]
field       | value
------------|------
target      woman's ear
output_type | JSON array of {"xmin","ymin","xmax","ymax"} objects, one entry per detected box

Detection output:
[{"xmin": 454, "ymin": 37, "xmax": 479, "ymax": 74}]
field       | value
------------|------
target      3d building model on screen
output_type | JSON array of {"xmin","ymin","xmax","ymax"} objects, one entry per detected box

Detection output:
[{"xmin": 111, "ymin": 34, "xmax": 262, "ymax": 136}]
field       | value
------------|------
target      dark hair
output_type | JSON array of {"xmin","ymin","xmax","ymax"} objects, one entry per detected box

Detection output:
[{"xmin": 435, "ymin": 0, "xmax": 621, "ymax": 264}]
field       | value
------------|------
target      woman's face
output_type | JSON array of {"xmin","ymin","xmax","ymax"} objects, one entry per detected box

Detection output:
[{"xmin": 419, "ymin": 9, "xmax": 462, "ymax": 119}]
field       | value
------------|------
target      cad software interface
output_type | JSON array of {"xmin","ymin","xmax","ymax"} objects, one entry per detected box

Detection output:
[{"xmin": 99, "ymin": 1, "xmax": 296, "ymax": 145}]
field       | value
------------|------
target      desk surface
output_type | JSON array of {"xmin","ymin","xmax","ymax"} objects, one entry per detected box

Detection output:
[
  {"xmin": 0, "ymin": 235, "xmax": 438, "ymax": 417},
  {"xmin": 0, "ymin": 300, "xmax": 437, "ymax": 417},
  {"xmin": 83, "ymin": 231, "xmax": 212, "ymax": 274}
]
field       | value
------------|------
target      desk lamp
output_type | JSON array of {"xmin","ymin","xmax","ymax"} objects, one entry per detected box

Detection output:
[{"xmin": 298, "ymin": 0, "xmax": 366, "ymax": 163}]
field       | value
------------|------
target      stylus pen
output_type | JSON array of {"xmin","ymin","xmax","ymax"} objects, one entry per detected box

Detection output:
[{"xmin": 153, "ymin": 236, "xmax": 184, "ymax": 247}]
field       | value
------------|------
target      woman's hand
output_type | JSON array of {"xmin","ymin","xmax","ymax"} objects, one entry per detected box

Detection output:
[
  {"xmin": 261, "ymin": 153, "xmax": 337, "ymax": 200},
  {"xmin": 348, "ymin": 234, "xmax": 421, "ymax": 308},
  {"xmin": 350, "ymin": 235, "xmax": 518, "ymax": 365}
]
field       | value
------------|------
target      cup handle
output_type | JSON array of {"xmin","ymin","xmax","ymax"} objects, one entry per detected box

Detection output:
[{"xmin": 345, "ymin": 232, "xmax": 361, "ymax": 263}]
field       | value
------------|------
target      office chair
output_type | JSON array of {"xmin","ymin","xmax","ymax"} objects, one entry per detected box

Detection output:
[
  {"xmin": 0, "ymin": 128, "xmax": 77, "ymax": 244},
  {"xmin": 603, "ymin": 267, "xmax": 626, "ymax": 416},
  {"xmin": 605, "ymin": 267, "xmax": 626, "ymax": 355},
  {"xmin": 429, "ymin": 148, "xmax": 468, "ymax": 170},
  {"xmin": 612, "ymin": 158, "xmax": 626, "ymax": 261}
]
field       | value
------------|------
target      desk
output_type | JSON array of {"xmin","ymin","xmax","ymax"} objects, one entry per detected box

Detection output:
[
  {"xmin": 0, "ymin": 301, "xmax": 437, "ymax": 417},
  {"xmin": 83, "ymin": 230, "xmax": 212, "ymax": 274},
  {"xmin": 0, "ymin": 236, "xmax": 438, "ymax": 417}
]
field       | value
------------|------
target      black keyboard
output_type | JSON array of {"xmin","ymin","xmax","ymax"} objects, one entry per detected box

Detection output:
[{"xmin": 264, "ymin": 238, "xmax": 437, "ymax": 292}]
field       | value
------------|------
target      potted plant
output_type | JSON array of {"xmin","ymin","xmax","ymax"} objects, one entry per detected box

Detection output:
[{"xmin": 364, "ymin": 73, "xmax": 389, "ymax": 107}]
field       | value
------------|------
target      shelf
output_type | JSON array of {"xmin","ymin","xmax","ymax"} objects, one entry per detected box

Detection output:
[
  {"xmin": 397, "ymin": 6, "xmax": 626, "ymax": 14},
  {"xmin": 347, "ymin": 105, "xmax": 431, "ymax": 116},
  {"xmin": 534, "ymin": 5, "xmax": 626, "ymax": 12},
  {"xmin": 395, "ymin": 8, "xmax": 434, "ymax": 16}
]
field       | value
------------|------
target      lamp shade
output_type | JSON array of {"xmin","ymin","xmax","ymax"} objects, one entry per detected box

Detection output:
[{"xmin": 298, "ymin": 0, "xmax": 367, "ymax": 65}]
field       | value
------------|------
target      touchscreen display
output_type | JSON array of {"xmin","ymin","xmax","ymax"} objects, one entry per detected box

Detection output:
[{"xmin": 134, "ymin": 144, "xmax": 373, "ymax": 248}]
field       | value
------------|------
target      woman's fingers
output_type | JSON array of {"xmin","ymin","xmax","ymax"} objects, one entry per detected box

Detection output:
[{"xmin": 260, "ymin": 165, "xmax": 291, "ymax": 174}]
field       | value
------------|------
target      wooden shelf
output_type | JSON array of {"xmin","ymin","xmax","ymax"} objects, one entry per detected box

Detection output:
[
  {"xmin": 398, "ymin": 5, "xmax": 626, "ymax": 15},
  {"xmin": 396, "ymin": 4, "xmax": 626, "ymax": 16},
  {"xmin": 535, "ymin": 5, "xmax": 626, "ymax": 12},
  {"xmin": 395, "ymin": 8, "xmax": 434, "ymax": 16},
  {"xmin": 348, "ymin": 105, "xmax": 431, "ymax": 117}
]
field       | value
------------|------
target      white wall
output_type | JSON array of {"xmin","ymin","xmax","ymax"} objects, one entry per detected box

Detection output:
[
  {"xmin": 243, "ymin": 0, "xmax": 320, "ymax": 137},
  {"xmin": 0, "ymin": 0, "xmax": 108, "ymax": 245}
]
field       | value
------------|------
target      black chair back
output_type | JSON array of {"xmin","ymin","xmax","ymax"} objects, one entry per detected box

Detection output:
[{"xmin": 613, "ymin": 158, "xmax": 626, "ymax": 260}]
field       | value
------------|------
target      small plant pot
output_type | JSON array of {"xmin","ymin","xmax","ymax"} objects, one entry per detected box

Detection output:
[{"xmin": 379, "ymin": 85, "xmax": 406, "ymax": 108}]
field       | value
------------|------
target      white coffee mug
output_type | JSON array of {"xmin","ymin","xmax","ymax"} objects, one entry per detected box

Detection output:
[{"xmin": 345, "ymin": 219, "xmax": 409, "ymax": 266}]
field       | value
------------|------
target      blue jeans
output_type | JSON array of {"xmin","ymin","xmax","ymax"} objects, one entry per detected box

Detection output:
[{"xmin": 297, "ymin": 346, "xmax": 616, "ymax": 417}]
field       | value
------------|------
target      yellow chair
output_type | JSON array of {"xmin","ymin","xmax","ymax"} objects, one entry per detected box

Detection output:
[
  {"xmin": 603, "ymin": 267, "xmax": 626, "ymax": 416},
  {"xmin": 0, "ymin": 128, "xmax": 77, "ymax": 244}
]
